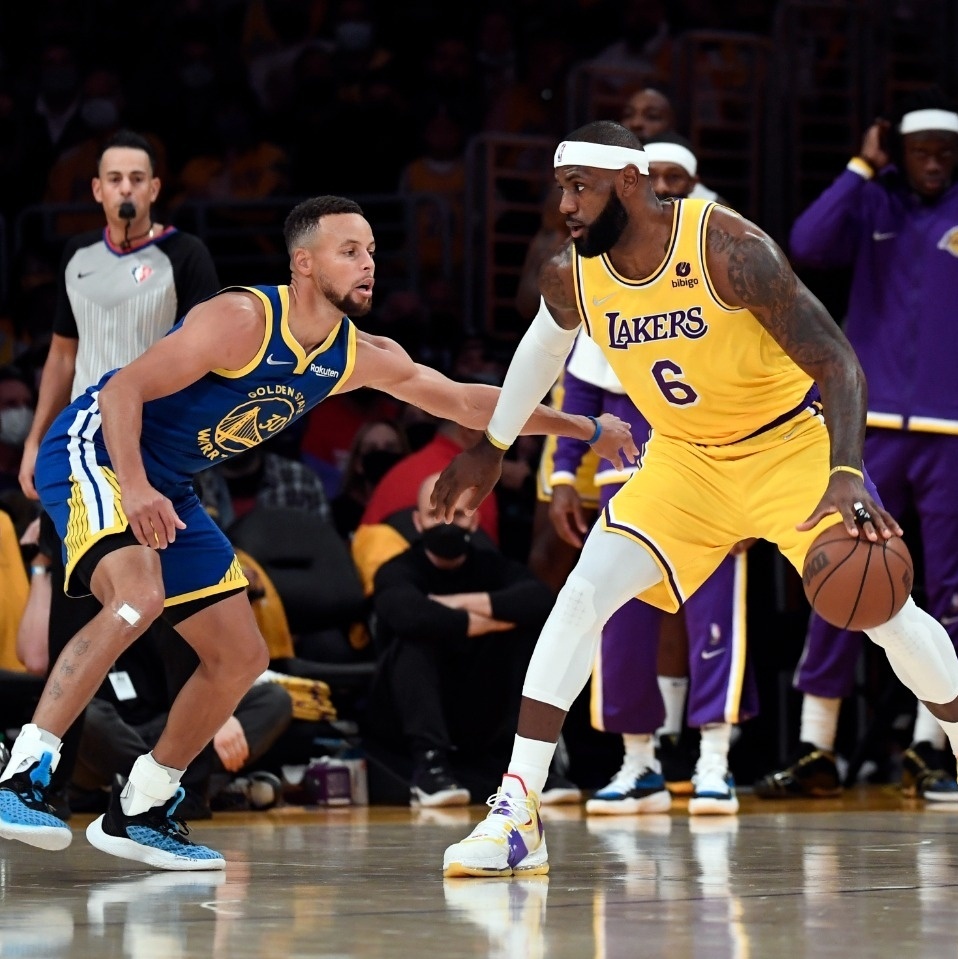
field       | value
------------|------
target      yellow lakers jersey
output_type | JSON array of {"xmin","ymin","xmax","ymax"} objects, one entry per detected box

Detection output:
[{"xmin": 573, "ymin": 199, "xmax": 814, "ymax": 445}]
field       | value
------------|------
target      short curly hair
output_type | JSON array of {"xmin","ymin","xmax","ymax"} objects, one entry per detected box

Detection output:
[{"xmin": 283, "ymin": 196, "xmax": 365, "ymax": 255}]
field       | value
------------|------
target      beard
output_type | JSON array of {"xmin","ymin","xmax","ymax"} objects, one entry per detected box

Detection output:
[
  {"xmin": 319, "ymin": 275, "xmax": 373, "ymax": 317},
  {"xmin": 572, "ymin": 190, "xmax": 629, "ymax": 258}
]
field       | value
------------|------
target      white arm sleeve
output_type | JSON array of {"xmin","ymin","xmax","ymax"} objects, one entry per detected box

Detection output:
[{"xmin": 486, "ymin": 297, "xmax": 581, "ymax": 448}]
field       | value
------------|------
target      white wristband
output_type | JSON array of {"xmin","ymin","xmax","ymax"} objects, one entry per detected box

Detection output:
[{"xmin": 486, "ymin": 297, "xmax": 580, "ymax": 448}]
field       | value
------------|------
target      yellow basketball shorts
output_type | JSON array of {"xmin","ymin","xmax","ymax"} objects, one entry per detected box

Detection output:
[{"xmin": 602, "ymin": 408, "xmax": 843, "ymax": 612}]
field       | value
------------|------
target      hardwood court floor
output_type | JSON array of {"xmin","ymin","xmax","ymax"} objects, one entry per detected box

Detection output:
[{"xmin": 2, "ymin": 787, "xmax": 957, "ymax": 959}]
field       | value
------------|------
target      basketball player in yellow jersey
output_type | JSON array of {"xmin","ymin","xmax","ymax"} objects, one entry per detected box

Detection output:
[{"xmin": 436, "ymin": 122, "xmax": 958, "ymax": 878}]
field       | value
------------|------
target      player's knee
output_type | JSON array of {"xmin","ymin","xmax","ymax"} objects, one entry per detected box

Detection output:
[
  {"xmin": 112, "ymin": 590, "xmax": 164, "ymax": 631},
  {"xmin": 224, "ymin": 632, "xmax": 270, "ymax": 683},
  {"xmin": 552, "ymin": 572, "xmax": 599, "ymax": 637}
]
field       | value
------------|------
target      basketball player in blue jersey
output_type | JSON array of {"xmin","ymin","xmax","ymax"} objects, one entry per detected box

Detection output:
[
  {"xmin": 435, "ymin": 121, "xmax": 958, "ymax": 878},
  {"xmin": 0, "ymin": 195, "xmax": 635, "ymax": 870}
]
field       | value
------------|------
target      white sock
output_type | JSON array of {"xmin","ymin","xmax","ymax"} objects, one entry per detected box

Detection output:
[
  {"xmin": 914, "ymin": 701, "xmax": 949, "ymax": 750},
  {"xmin": 506, "ymin": 736, "xmax": 555, "ymax": 798},
  {"xmin": 121, "ymin": 752, "xmax": 184, "ymax": 817},
  {"xmin": 622, "ymin": 733, "xmax": 657, "ymax": 771},
  {"xmin": 698, "ymin": 723, "xmax": 732, "ymax": 768},
  {"xmin": 1, "ymin": 724, "xmax": 62, "ymax": 781},
  {"xmin": 656, "ymin": 676, "xmax": 689, "ymax": 740},
  {"xmin": 799, "ymin": 695, "xmax": 841, "ymax": 752}
]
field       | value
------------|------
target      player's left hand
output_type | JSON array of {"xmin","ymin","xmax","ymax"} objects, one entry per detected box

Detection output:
[
  {"xmin": 797, "ymin": 471, "xmax": 902, "ymax": 542},
  {"xmin": 214, "ymin": 715, "xmax": 250, "ymax": 773},
  {"xmin": 431, "ymin": 439, "xmax": 504, "ymax": 521},
  {"xmin": 590, "ymin": 413, "xmax": 639, "ymax": 470}
]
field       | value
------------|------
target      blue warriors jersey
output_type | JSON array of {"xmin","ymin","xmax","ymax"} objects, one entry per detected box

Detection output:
[
  {"xmin": 573, "ymin": 199, "xmax": 815, "ymax": 446},
  {"xmin": 64, "ymin": 284, "xmax": 356, "ymax": 489},
  {"xmin": 35, "ymin": 285, "xmax": 356, "ymax": 599}
]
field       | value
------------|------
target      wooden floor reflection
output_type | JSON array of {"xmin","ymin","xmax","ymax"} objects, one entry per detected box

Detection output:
[{"xmin": 2, "ymin": 787, "xmax": 958, "ymax": 958}]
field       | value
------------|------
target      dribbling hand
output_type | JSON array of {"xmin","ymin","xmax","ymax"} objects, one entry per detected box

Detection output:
[{"xmin": 797, "ymin": 471, "xmax": 902, "ymax": 543}]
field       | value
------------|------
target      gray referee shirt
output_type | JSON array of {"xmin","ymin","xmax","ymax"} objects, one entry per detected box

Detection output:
[{"xmin": 55, "ymin": 227, "xmax": 219, "ymax": 398}]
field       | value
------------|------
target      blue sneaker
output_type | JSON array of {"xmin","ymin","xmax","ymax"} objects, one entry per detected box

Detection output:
[
  {"xmin": 0, "ymin": 752, "xmax": 73, "ymax": 850},
  {"xmin": 585, "ymin": 758, "xmax": 672, "ymax": 815},
  {"xmin": 86, "ymin": 785, "xmax": 225, "ymax": 871},
  {"xmin": 688, "ymin": 756, "xmax": 739, "ymax": 815}
]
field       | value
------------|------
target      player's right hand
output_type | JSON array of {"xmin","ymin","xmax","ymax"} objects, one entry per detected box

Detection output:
[
  {"xmin": 431, "ymin": 438, "xmax": 504, "ymax": 521},
  {"xmin": 550, "ymin": 483, "xmax": 588, "ymax": 548},
  {"xmin": 18, "ymin": 439, "xmax": 40, "ymax": 500},
  {"xmin": 122, "ymin": 481, "xmax": 187, "ymax": 549}
]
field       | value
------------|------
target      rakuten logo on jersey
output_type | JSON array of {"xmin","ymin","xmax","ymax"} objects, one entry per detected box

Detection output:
[{"xmin": 310, "ymin": 363, "xmax": 340, "ymax": 378}]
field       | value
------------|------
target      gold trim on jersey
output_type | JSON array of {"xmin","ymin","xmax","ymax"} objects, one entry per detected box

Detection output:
[
  {"xmin": 601, "ymin": 199, "xmax": 682, "ymax": 288},
  {"xmin": 164, "ymin": 555, "xmax": 249, "ymax": 606},
  {"xmin": 276, "ymin": 286, "xmax": 350, "ymax": 374},
  {"xmin": 326, "ymin": 320, "xmax": 357, "ymax": 397},
  {"xmin": 699, "ymin": 203, "xmax": 740, "ymax": 312},
  {"xmin": 213, "ymin": 286, "xmax": 274, "ymax": 378},
  {"xmin": 572, "ymin": 202, "xmax": 683, "ymax": 337},
  {"xmin": 63, "ymin": 468, "xmax": 129, "ymax": 590},
  {"xmin": 724, "ymin": 552, "xmax": 748, "ymax": 724}
]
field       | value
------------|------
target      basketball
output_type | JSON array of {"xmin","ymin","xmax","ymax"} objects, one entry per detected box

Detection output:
[{"xmin": 802, "ymin": 526, "xmax": 913, "ymax": 631}]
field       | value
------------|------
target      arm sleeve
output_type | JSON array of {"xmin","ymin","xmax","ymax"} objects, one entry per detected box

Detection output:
[
  {"xmin": 486, "ymin": 298, "xmax": 580, "ymax": 448},
  {"xmin": 788, "ymin": 167, "xmax": 873, "ymax": 268},
  {"xmin": 170, "ymin": 233, "xmax": 221, "ymax": 313},
  {"xmin": 552, "ymin": 369, "xmax": 603, "ymax": 480},
  {"xmin": 373, "ymin": 559, "xmax": 470, "ymax": 641}
]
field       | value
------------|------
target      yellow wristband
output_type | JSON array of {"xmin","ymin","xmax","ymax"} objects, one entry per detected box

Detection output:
[
  {"xmin": 847, "ymin": 157, "xmax": 875, "ymax": 179},
  {"xmin": 484, "ymin": 430, "xmax": 510, "ymax": 451},
  {"xmin": 829, "ymin": 465, "xmax": 864, "ymax": 479}
]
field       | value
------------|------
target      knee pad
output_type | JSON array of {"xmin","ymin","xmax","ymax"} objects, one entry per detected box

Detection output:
[{"xmin": 524, "ymin": 573, "xmax": 602, "ymax": 711}]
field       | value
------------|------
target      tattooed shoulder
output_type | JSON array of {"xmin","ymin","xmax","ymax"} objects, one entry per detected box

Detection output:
[{"xmin": 538, "ymin": 242, "xmax": 576, "ymax": 310}]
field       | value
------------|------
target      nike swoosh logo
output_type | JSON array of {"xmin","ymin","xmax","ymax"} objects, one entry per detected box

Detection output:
[
  {"xmin": 872, "ymin": 231, "xmax": 896, "ymax": 241},
  {"xmin": 77, "ymin": 271, "xmax": 96, "ymax": 278},
  {"xmin": 265, "ymin": 353, "xmax": 294, "ymax": 366},
  {"xmin": 941, "ymin": 615, "xmax": 958, "ymax": 626},
  {"xmin": 701, "ymin": 648, "xmax": 726, "ymax": 660},
  {"xmin": 592, "ymin": 293, "xmax": 616, "ymax": 306}
]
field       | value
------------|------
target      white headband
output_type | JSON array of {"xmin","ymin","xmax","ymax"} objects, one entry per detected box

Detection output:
[
  {"xmin": 899, "ymin": 108, "xmax": 958, "ymax": 135},
  {"xmin": 554, "ymin": 140, "xmax": 649, "ymax": 175},
  {"xmin": 643, "ymin": 142, "xmax": 698, "ymax": 177}
]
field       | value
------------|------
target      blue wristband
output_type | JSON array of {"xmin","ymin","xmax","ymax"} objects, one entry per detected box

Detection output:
[{"xmin": 586, "ymin": 415, "xmax": 602, "ymax": 445}]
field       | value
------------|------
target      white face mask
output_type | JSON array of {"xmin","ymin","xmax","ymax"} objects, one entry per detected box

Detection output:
[{"xmin": 0, "ymin": 406, "xmax": 34, "ymax": 446}]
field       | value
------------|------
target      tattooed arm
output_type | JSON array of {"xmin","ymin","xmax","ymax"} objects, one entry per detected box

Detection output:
[{"xmin": 704, "ymin": 206, "xmax": 898, "ymax": 540}]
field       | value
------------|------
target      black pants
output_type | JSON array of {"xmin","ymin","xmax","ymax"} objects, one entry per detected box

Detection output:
[
  {"xmin": 364, "ymin": 627, "xmax": 536, "ymax": 768},
  {"xmin": 72, "ymin": 683, "xmax": 293, "ymax": 798}
]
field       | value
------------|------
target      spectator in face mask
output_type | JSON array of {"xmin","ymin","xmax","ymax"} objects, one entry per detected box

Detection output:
[
  {"xmin": 330, "ymin": 420, "xmax": 407, "ymax": 541},
  {"xmin": 0, "ymin": 368, "xmax": 36, "ymax": 493},
  {"xmin": 363, "ymin": 473, "xmax": 563, "ymax": 807}
]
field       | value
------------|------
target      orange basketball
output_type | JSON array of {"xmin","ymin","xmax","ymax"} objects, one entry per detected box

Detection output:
[{"xmin": 802, "ymin": 527, "xmax": 913, "ymax": 631}]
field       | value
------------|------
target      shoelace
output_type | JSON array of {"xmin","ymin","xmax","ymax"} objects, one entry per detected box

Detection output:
[
  {"xmin": 468, "ymin": 791, "xmax": 535, "ymax": 838},
  {"xmin": 606, "ymin": 759, "xmax": 655, "ymax": 792},
  {"xmin": 144, "ymin": 787, "xmax": 193, "ymax": 843}
]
